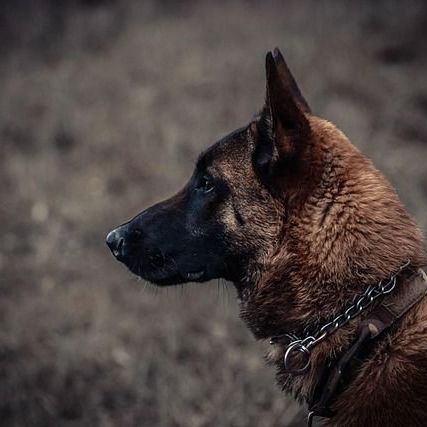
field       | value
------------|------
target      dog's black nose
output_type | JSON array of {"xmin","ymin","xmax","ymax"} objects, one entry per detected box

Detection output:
[
  {"xmin": 106, "ymin": 227, "xmax": 144, "ymax": 261},
  {"xmin": 106, "ymin": 229, "xmax": 126, "ymax": 260}
]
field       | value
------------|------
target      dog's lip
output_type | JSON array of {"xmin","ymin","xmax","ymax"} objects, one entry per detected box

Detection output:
[
  {"xmin": 185, "ymin": 270, "xmax": 205, "ymax": 281},
  {"xmin": 147, "ymin": 270, "xmax": 205, "ymax": 287}
]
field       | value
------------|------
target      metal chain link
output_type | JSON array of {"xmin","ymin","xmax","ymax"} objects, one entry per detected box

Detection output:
[{"xmin": 273, "ymin": 260, "xmax": 411, "ymax": 375}]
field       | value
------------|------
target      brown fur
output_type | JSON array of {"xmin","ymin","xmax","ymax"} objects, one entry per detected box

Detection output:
[
  {"xmin": 200, "ymin": 52, "xmax": 427, "ymax": 425},
  {"xmin": 235, "ymin": 56, "xmax": 427, "ymax": 425},
  {"xmin": 242, "ymin": 114, "xmax": 427, "ymax": 425}
]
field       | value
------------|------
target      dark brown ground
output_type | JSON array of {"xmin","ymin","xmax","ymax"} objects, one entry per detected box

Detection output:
[{"xmin": 1, "ymin": 1, "xmax": 427, "ymax": 426}]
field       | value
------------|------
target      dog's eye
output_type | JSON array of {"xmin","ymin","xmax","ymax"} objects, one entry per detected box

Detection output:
[{"xmin": 197, "ymin": 175, "xmax": 215, "ymax": 193}]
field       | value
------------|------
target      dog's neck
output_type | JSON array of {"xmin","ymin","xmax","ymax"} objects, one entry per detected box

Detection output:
[
  {"xmin": 271, "ymin": 266, "xmax": 427, "ymax": 406},
  {"xmin": 270, "ymin": 260, "xmax": 411, "ymax": 347},
  {"xmin": 241, "ymin": 130, "xmax": 426, "ymax": 338}
]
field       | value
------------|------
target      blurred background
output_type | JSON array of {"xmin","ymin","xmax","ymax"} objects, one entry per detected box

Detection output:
[{"xmin": 1, "ymin": 1, "xmax": 427, "ymax": 426}]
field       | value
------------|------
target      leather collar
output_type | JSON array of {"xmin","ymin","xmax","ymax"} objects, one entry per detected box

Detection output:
[{"xmin": 307, "ymin": 267, "xmax": 427, "ymax": 426}]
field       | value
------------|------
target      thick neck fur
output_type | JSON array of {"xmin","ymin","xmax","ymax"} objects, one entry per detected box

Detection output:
[{"xmin": 239, "ymin": 116, "xmax": 426, "ymax": 406}]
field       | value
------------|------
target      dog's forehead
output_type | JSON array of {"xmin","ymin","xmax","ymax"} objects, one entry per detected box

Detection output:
[{"xmin": 197, "ymin": 125, "xmax": 252, "ymax": 174}]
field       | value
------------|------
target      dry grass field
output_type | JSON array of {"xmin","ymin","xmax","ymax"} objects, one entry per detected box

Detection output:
[{"xmin": 1, "ymin": 1, "xmax": 427, "ymax": 426}]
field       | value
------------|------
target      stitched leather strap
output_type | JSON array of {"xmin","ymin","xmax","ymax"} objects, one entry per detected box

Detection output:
[{"xmin": 365, "ymin": 269, "xmax": 427, "ymax": 339}]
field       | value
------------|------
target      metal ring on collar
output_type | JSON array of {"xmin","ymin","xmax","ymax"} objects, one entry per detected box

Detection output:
[{"xmin": 283, "ymin": 341, "xmax": 311, "ymax": 375}]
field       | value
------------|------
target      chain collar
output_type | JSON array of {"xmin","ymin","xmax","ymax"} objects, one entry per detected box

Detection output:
[{"xmin": 270, "ymin": 260, "xmax": 411, "ymax": 375}]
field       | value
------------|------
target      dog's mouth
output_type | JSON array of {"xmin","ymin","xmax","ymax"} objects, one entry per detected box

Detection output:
[
  {"xmin": 143, "ymin": 269, "xmax": 206, "ymax": 287},
  {"xmin": 124, "ymin": 256, "xmax": 207, "ymax": 286}
]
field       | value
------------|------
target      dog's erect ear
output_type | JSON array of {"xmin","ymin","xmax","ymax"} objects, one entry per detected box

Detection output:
[
  {"xmin": 272, "ymin": 48, "xmax": 311, "ymax": 113},
  {"xmin": 253, "ymin": 48, "xmax": 311, "ymax": 179}
]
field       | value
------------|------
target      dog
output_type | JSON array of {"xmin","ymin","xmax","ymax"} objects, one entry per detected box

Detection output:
[{"xmin": 106, "ymin": 48, "xmax": 427, "ymax": 426}]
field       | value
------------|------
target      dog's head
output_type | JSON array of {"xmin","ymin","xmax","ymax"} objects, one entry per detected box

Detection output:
[
  {"xmin": 106, "ymin": 49, "xmax": 308, "ymax": 286},
  {"xmin": 107, "ymin": 48, "xmax": 424, "ymax": 338}
]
